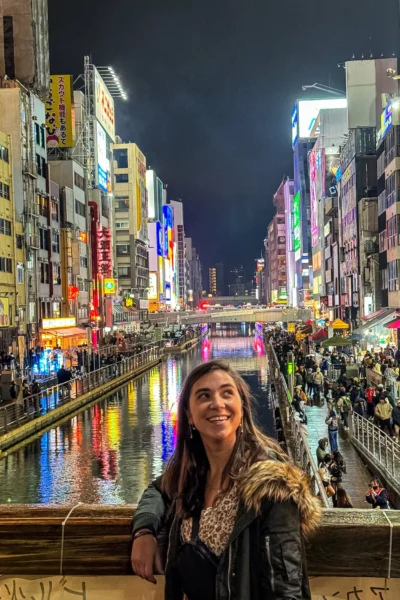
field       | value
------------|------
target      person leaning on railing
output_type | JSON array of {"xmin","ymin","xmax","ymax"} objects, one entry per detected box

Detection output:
[{"xmin": 131, "ymin": 360, "xmax": 321, "ymax": 600}]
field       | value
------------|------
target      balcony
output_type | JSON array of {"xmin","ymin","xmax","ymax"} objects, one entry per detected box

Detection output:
[
  {"xmin": 28, "ymin": 235, "xmax": 40, "ymax": 249},
  {"xmin": 325, "ymin": 197, "xmax": 338, "ymax": 217},
  {"xmin": 364, "ymin": 239, "xmax": 379, "ymax": 256}
]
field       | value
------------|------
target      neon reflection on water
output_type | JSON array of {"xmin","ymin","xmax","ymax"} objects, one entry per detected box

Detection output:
[{"xmin": 0, "ymin": 326, "xmax": 275, "ymax": 505}]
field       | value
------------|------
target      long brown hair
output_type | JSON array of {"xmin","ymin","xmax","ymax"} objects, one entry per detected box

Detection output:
[
  {"xmin": 161, "ymin": 360, "xmax": 287, "ymax": 517},
  {"xmin": 336, "ymin": 488, "xmax": 353, "ymax": 508}
]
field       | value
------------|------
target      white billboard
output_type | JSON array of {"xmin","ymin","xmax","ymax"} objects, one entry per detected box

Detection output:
[
  {"xmin": 292, "ymin": 98, "xmax": 347, "ymax": 147},
  {"xmin": 96, "ymin": 121, "xmax": 110, "ymax": 193},
  {"xmin": 94, "ymin": 67, "xmax": 116, "ymax": 142}
]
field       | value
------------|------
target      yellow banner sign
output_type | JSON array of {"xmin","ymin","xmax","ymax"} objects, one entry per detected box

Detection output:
[
  {"xmin": 42, "ymin": 317, "xmax": 76, "ymax": 329},
  {"xmin": 0, "ymin": 576, "xmax": 398, "ymax": 600},
  {"xmin": 104, "ymin": 278, "xmax": 116, "ymax": 295},
  {"xmin": 46, "ymin": 75, "xmax": 74, "ymax": 148}
]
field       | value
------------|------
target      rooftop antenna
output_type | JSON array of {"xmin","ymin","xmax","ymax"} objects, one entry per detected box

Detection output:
[{"xmin": 301, "ymin": 82, "xmax": 345, "ymax": 96}]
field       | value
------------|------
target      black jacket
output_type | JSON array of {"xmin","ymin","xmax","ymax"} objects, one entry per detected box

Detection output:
[
  {"xmin": 366, "ymin": 487, "xmax": 389, "ymax": 510},
  {"xmin": 132, "ymin": 460, "xmax": 321, "ymax": 600},
  {"xmin": 392, "ymin": 406, "xmax": 400, "ymax": 426}
]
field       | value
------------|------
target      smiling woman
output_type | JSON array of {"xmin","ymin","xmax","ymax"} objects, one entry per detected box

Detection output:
[{"xmin": 131, "ymin": 360, "xmax": 321, "ymax": 600}]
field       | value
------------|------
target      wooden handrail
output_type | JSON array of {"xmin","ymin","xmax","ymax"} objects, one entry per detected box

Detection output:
[{"xmin": 0, "ymin": 506, "xmax": 398, "ymax": 576}]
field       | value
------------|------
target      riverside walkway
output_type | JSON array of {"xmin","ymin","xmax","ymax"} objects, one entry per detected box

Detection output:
[
  {"xmin": 267, "ymin": 343, "xmax": 372, "ymax": 509},
  {"xmin": 0, "ymin": 344, "xmax": 163, "ymax": 451},
  {"xmin": 305, "ymin": 402, "xmax": 371, "ymax": 508}
]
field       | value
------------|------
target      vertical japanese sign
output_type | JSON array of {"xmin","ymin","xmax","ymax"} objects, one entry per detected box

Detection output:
[
  {"xmin": 135, "ymin": 146, "xmax": 147, "ymax": 242},
  {"xmin": 309, "ymin": 150, "xmax": 319, "ymax": 248},
  {"xmin": 46, "ymin": 75, "xmax": 74, "ymax": 148},
  {"xmin": 292, "ymin": 192, "xmax": 301, "ymax": 261}
]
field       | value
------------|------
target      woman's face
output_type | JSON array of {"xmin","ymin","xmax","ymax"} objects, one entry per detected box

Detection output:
[{"xmin": 188, "ymin": 370, "xmax": 242, "ymax": 445}]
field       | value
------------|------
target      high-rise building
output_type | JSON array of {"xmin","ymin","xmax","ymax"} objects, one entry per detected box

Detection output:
[
  {"xmin": 0, "ymin": 85, "xmax": 55, "ymax": 350},
  {"xmin": 215, "ymin": 262, "xmax": 225, "ymax": 296},
  {"xmin": 0, "ymin": 0, "xmax": 50, "ymax": 96},
  {"xmin": 209, "ymin": 267, "xmax": 217, "ymax": 295},
  {"xmin": 283, "ymin": 179, "xmax": 295, "ymax": 306},
  {"xmin": 49, "ymin": 159, "xmax": 90, "ymax": 326},
  {"xmin": 228, "ymin": 265, "xmax": 245, "ymax": 296},
  {"xmin": 0, "ymin": 129, "xmax": 26, "ymax": 356},
  {"xmin": 146, "ymin": 168, "xmax": 165, "ymax": 313},
  {"xmin": 113, "ymin": 143, "xmax": 149, "ymax": 314},
  {"xmin": 291, "ymin": 97, "xmax": 348, "ymax": 307},
  {"xmin": 169, "ymin": 200, "xmax": 186, "ymax": 308},
  {"xmin": 309, "ymin": 107, "xmax": 347, "ymax": 318},
  {"xmin": 185, "ymin": 238, "xmax": 202, "ymax": 309},
  {"xmin": 265, "ymin": 180, "xmax": 287, "ymax": 304}
]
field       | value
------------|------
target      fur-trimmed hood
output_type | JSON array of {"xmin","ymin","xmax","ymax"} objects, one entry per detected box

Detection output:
[{"xmin": 239, "ymin": 459, "xmax": 322, "ymax": 537}]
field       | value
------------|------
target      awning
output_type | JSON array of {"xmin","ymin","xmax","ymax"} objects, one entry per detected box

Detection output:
[
  {"xmin": 45, "ymin": 327, "xmax": 88, "ymax": 338},
  {"xmin": 353, "ymin": 308, "xmax": 396, "ymax": 334},
  {"xmin": 385, "ymin": 318, "xmax": 400, "ymax": 329},
  {"xmin": 332, "ymin": 318, "xmax": 349, "ymax": 330},
  {"xmin": 321, "ymin": 335, "xmax": 353, "ymax": 348},
  {"xmin": 113, "ymin": 304, "xmax": 125, "ymax": 314},
  {"xmin": 299, "ymin": 324, "xmax": 312, "ymax": 334},
  {"xmin": 309, "ymin": 329, "xmax": 328, "ymax": 341},
  {"xmin": 361, "ymin": 309, "xmax": 389, "ymax": 321}
]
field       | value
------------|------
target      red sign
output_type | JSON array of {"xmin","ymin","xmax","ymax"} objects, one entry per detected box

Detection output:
[{"xmin": 68, "ymin": 285, "xmax": 79, "ymax": 301}]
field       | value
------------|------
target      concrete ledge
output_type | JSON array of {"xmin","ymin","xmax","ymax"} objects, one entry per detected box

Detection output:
[{"xmin": 0, "ymin": 358, "xmax": 162, "ymax": 453}]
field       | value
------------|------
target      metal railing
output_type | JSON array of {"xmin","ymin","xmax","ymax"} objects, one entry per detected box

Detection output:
[
  {"xmin": 351, "ymin": 411, "xmax": 400, "ymax": 482},
  {"xmin": 0, "ymin": 346, "xmax": 162, "ymax": 436},
  {"xmin": 267, "ymin": 343, "xmax": 330, "ymax": 507}
]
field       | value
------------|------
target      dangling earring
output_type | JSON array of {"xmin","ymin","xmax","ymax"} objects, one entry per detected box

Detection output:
[
  {"xmin": 190, "ymin": 423, "xmax": 195, "ymax": 438},
  {"xmin": 240, "ymin": 418, "xmax": 243, "ymax": 434}
]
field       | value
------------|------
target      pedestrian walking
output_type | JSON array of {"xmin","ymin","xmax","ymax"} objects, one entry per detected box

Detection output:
[
  {"xmin": 325, "ymin": 410, "xmax": 339, "ymax": 453},
  {"xmin": 374, "ymin": 396, "xmax": 394, "ymax": 437},
  {"xmin": 392, "ymin": 399, "xmax": 400, "ymax": 441},
  {"xmin": 313, "ymin": 367, "xmax": 324, "ymax": 402}
]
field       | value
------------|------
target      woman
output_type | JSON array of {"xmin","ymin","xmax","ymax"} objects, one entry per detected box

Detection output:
[
  {"xmin": 336, "ymin": 488, "xmax": 353, "ymax": 508},
  {"xmin": 366, "ymin": 478, "xmax": 390, "ymax": 510},
  {"xmin": 131, "ymin": 360, "xmax": 321, "ymax": 599},
  {"xmin": 325, "ymin": 409, "xmax": 339, "ymax": 453},
  {"xmin": 318, "ymin": 456, "xmax": 335, "ymax": 498},
  {"xmin": 316, "ymin": 437, "xmax": 330, "ymax": 465}
]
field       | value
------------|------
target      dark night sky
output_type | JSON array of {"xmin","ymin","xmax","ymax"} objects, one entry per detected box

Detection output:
[{"xmin": 49, "ymin": 0, "xmax": 399, "ymax": 278}]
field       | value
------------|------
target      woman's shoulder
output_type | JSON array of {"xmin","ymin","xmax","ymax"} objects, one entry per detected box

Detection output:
[{"xmin": 238, "ymin": 458, "xmax": 322, "ymax": 536}]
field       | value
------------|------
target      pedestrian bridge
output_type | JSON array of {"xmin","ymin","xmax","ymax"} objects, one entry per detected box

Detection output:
[{"xmin": 149, "ymin": 307, "xmax": 312, "ymax": 325}]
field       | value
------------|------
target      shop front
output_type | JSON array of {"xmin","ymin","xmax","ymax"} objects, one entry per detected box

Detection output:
[{"xmin": 40, "ymin": 317, "xmax": 88, "ymax": 350}]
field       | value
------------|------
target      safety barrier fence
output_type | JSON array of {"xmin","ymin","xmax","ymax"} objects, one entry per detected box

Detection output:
[
  {"xmin": 267, "ymin": 343, "xmax": 330, "ymax": 507},
  {"xmin": 351, "ymin": 411, "xmax": 400, "ymax": 483},
  {"xmin": 0, "ymin": 346, "xmax": 162, "ymax": 436}
]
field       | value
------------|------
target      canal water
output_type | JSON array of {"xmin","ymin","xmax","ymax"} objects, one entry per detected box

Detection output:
[{"xmin": 0, "ymin": 325, "xmax": 274, "ymax": 505}]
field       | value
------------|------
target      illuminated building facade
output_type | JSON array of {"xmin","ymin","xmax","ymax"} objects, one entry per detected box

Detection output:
[
  {"xmin": 169, "ymin": 200, "xmax": 186, "ymax": 308},
  {"xmin": 265, "ymin": 180, "xmax": 287, "ymax": 304},
  {"xmin": 0, "ymin": 129, "xmax": 26, "ymax": 355},
  {"xmin": 209, "ymin": 267, "xmax": 217, "ymax": 295},
  {"xmin": 113, "ymin": 142, "xmax": 149, "ymax": 306}
]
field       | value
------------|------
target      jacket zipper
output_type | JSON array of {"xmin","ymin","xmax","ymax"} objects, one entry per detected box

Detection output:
[
  {"xmin": 227, "ymin": 545, "xmax": 232, "ymax": 600},
  {"xmin": 265, "ymin": 536, "xmax": 275, "ymax": 592}
]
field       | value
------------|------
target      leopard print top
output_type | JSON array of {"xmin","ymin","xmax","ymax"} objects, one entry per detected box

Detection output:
[{"xmin": 181, "ymin": 483, "xmax": 239, "ymax": 557}]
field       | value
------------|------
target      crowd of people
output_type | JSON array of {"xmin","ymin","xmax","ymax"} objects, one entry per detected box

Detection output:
[{"xmin": 268, "ymin": 327, "xmax": 392, "ymax": 509}]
